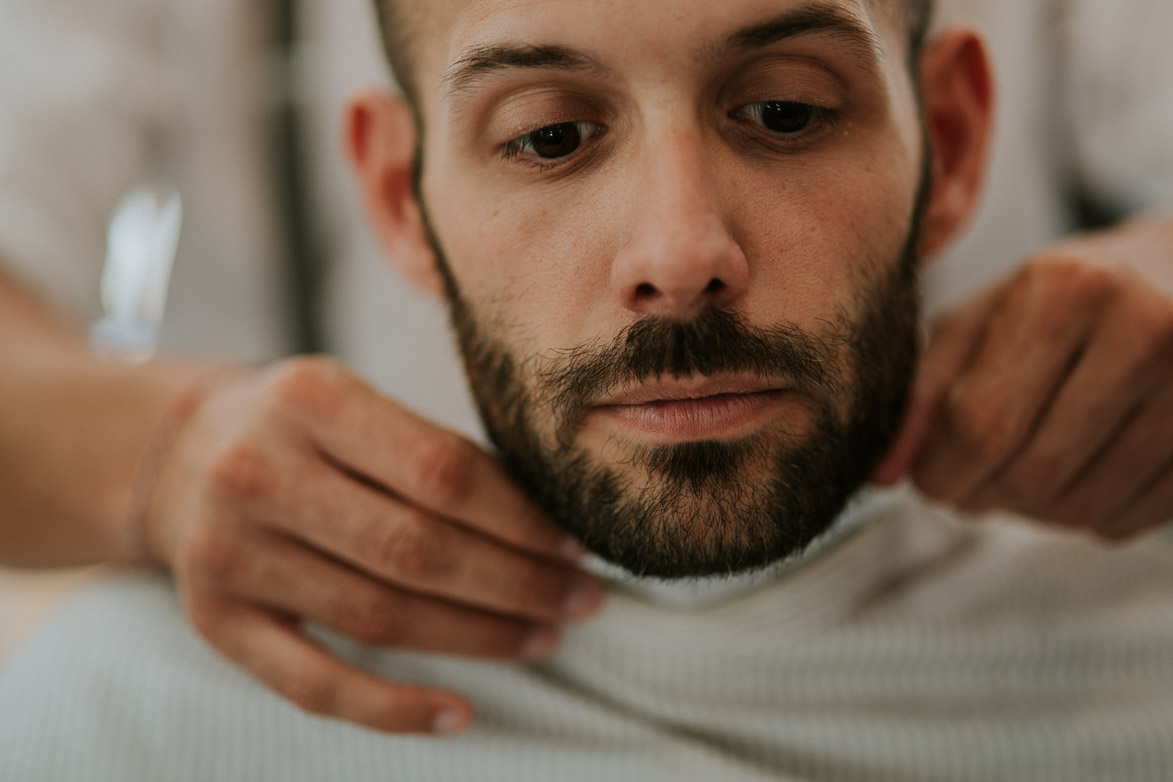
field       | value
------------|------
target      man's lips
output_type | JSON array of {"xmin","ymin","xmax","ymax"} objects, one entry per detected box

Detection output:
[
  {"xmin": 595, "ymin": 376, "xmax": 786, "ymax": 406},
  {"xmin": 590, "ymin": 376, "xmax": 794, "ymax": 441}
]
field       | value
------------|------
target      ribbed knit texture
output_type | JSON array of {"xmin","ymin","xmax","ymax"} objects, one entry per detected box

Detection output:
[{"xmin": 2, "ymin": 490, "xmax": 1171, "ymax": 781}]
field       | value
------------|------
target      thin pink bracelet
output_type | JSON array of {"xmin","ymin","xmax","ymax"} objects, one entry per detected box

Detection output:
[{"xmin": 123, "ymin": 366, "xmax": 238, "ymax": 566}]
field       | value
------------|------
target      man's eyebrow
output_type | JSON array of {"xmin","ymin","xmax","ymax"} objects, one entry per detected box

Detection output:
[
  {"xmin": 441, "ymin": 4, "xmax": 883, "ymax": 101},
  {"xmin": 715, "ymin": 4, "xmax": 884, "ymax": 68},
  {"xmin": 443, "ymin": 44, "xmax": 607, "ymax": 99}
]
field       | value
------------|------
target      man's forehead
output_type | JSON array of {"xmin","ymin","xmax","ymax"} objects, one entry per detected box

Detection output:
[{"xmin": 402, "ymin": 0, "xmax": 905, "ymax": 78}]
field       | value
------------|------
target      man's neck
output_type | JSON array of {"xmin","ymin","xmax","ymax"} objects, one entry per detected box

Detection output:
[{"xmin": 584, "ymin": 483, "xmax": 911, "ymax": 609}]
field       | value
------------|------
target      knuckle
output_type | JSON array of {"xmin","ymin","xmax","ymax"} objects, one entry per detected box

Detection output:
[
  {"xmin": 1034, "ymin": 303, "xmax": 1080, "ymax": 350},
  {"xmin": 1029, "ymin": 255, "xmax": 1117, "ymax": 309},
  {"xmin": 371, "ymin": 515, "xmax": 450, "ymax": 582},
  {"xmin": 409, "ymin": 436, "xmax": 478, "ymax": 508},
  {"xmin": 263, "ymin": 356, "xmax": 349, "ymax": 422},
  {"xmin": 209, "ymin": 441, "xmax": 277, "ymax": 504}
]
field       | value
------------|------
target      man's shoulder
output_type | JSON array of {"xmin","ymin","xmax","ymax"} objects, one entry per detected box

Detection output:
[{"xmin": 820, "ymin": 489, "xmax": 1173, "ymax": 631}]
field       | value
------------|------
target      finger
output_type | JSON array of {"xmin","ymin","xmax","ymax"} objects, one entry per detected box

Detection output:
[
  {"xmin": 912, "ymin": 273, "xmax": 1097, "ymax": 504},
  {"xmin": 254, "ymin": 458, "xmax": 605, "ymax": 624},
  {"xmin": 1100, "ymin": 465, "xmax": 1173, "ymax": 542},
  {"xmin": 969, "ymin": 281, "xmax": 1173, "ymax": 515},
  {"xmin": 872, "ymin": 286, "xmax": 1000, "ymax": 485},
  {"xmin": 185, "ymin": 591, "xmax": 474, "ymax": 735},
  {"xmin": 1042, "ymin": 390, "xmax": 1173, "ymax": 532},
  {"xmin": 272, "ymin": 362, "xmax": 576, "ymax": 560},
  {"xmin": 967, "ymin": 333, "xmax": 1155, "ymax": 515},
  {"xmin": 192, "ymin": 530, "xmax": 563, "ymax": 661}
]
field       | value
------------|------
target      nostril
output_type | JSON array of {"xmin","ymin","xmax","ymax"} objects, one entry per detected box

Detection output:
[
  {"xmin": 635, "ymin": 282, "xmax": 658, "ymax": 299},
  {"xmin": 704, "ymin": 278, "xmax": 726, "ymax": 295}
]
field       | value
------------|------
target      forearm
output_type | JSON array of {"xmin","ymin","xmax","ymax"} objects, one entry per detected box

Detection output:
[{"xmin": 0, "ymin": 269, "xmax": 213, "ymax": 567}]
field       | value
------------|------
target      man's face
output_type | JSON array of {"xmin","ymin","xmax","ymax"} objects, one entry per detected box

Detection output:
[{"xmin": 406, "ymin": 0, "xmax": 928, "ymax": 577}]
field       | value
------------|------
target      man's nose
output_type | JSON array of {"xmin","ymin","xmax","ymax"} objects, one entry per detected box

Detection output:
[{"xmin": 610, "ymin": 136, "xmax": 749, "ymax": 319}]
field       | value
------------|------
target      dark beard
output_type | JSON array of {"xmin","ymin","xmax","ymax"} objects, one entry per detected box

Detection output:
[
  {"xmin": 442, "ymin": 261, "xmax": 918, "ymax": 578},
  {"xmin": 416, "ymin": 169, "xmax": 925, "ymax": 578}
]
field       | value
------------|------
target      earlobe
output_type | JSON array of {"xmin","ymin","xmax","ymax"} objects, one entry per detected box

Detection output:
[
  {"xmin": 344, "ymin": 90, "xmax": 445, "ymax": 297},
  {"xmin": 916, "ymin": 29, "xmax": 995, "ymax": 259}
]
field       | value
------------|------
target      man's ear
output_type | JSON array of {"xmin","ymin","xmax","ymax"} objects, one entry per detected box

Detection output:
[
  {"xmin": 344, "ymin": 90, "xmax": 445, "ymax": 297},
  {"xmin": 917, "ymin": 29, "xmax": 995, "ymax": 259}
]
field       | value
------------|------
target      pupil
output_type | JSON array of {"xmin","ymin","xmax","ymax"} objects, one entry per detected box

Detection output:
[
  {"xmin": 761, "ymin": 102, "xmax": 812, "ymax": 133},
  {"xmin": 530, "ymin": 123, "xmax": 582, "ymax": 158}
]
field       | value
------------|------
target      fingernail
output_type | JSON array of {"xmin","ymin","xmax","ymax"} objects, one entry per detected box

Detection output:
[
  {"xmin": 523, "ymin": 626, "xmax": 561, "ymax": 660},
  {"xmin": 433, "ymin": 706, "xmax": 471, "ymax": 735},
  {"xmin": 563, "ymin": 577, "xmax": 606, "ymax": 620}
]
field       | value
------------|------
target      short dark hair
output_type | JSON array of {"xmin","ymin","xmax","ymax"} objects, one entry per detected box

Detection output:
[
  {"xmin": 904, "ymin": 0, "xmax": 934, "ymax": 63},
  {"xmin": 373, "ymin": 0, "xmax": 935, "ymax": 112},
  {"xmin": 372, "ymin": 1, "xmax": 417, "ymax": 106}
]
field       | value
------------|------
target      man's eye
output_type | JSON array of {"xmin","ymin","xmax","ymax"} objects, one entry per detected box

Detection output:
[
  {"xmin": 737, "ymin": 101, "xmax": 820, "ymax": 134},
  {"xmin": 502, "ymin": 121, "xmax": 602, "ymax": 162}
]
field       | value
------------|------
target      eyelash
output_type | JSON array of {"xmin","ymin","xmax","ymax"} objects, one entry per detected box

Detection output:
[
  {"xmin": 732, "ymin": 101, "xmax": 836, "ymax": 139},
  {"xmin": 500, "ymin": 121, "xmax": 605, "ymax": 168},
  {"xmin": 498, "ymin": 101, "xmax": 834, "ymax": 170}
]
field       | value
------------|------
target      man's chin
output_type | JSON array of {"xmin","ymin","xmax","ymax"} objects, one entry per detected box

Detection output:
[
  {"xmin": 545, "ymin": 439, "xmax": 855, "ymax": 579},
  {"xmin": 576, "ymin": 496, "xmax": 841, "ymax": 580}
]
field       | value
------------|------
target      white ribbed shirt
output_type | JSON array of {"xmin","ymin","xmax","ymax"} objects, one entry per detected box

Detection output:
[{"xmin": 2, "ymin": 488, "xmax": 1171, "ymax": 781}]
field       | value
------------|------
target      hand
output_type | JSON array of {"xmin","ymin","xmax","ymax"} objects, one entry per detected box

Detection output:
[
  {"xmin": 875, "ymin": 220, "xmax": 1173, "ymax": 540},
  {"xmin": 142, "ymin": 356, "xmax": 605, "ymax": 734}
]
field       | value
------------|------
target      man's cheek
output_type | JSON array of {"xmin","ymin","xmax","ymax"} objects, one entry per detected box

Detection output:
[{"xmin": 748, "ymin": 199, "xmax": 906, "ymax": 311}]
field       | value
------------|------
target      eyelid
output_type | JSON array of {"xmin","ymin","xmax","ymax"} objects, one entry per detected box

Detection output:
[
  {"xmin": 733, "ymin": 101, "xmax": 835, "ymax": 132},
  {"xmin": 501, "ymin": 120, "xmax": 606, "ymax": 164},
  {"xmin": 735, "ymin": 99, "xmax": 829, "ymax": 116},
  {"xmin": 482, "ymin": 84, "xmax": 611, "ymax": 149},
  {"xmin": 719, "ymin": 52, "xmax": 846, "ymax": 101}
]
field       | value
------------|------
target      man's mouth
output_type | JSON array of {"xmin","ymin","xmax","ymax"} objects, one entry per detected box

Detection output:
[{"xmin": 591, "ymin": 376, "xmax": 794, "ymax": 442}]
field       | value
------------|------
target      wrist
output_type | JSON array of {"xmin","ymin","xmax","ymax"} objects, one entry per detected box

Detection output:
[{"xmin": 122, "ymin": 363, "xmax": 250, "ymax": 566}]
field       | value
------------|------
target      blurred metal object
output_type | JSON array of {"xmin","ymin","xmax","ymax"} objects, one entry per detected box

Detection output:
[{"xmin": 90, "ymin": 184, "xmax": 183, "ymax": 363}]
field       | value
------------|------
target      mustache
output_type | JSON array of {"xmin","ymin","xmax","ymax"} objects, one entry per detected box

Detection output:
[{"xmin": 537, "ymin": 307, "xmax": 845, "ymax": 431}]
